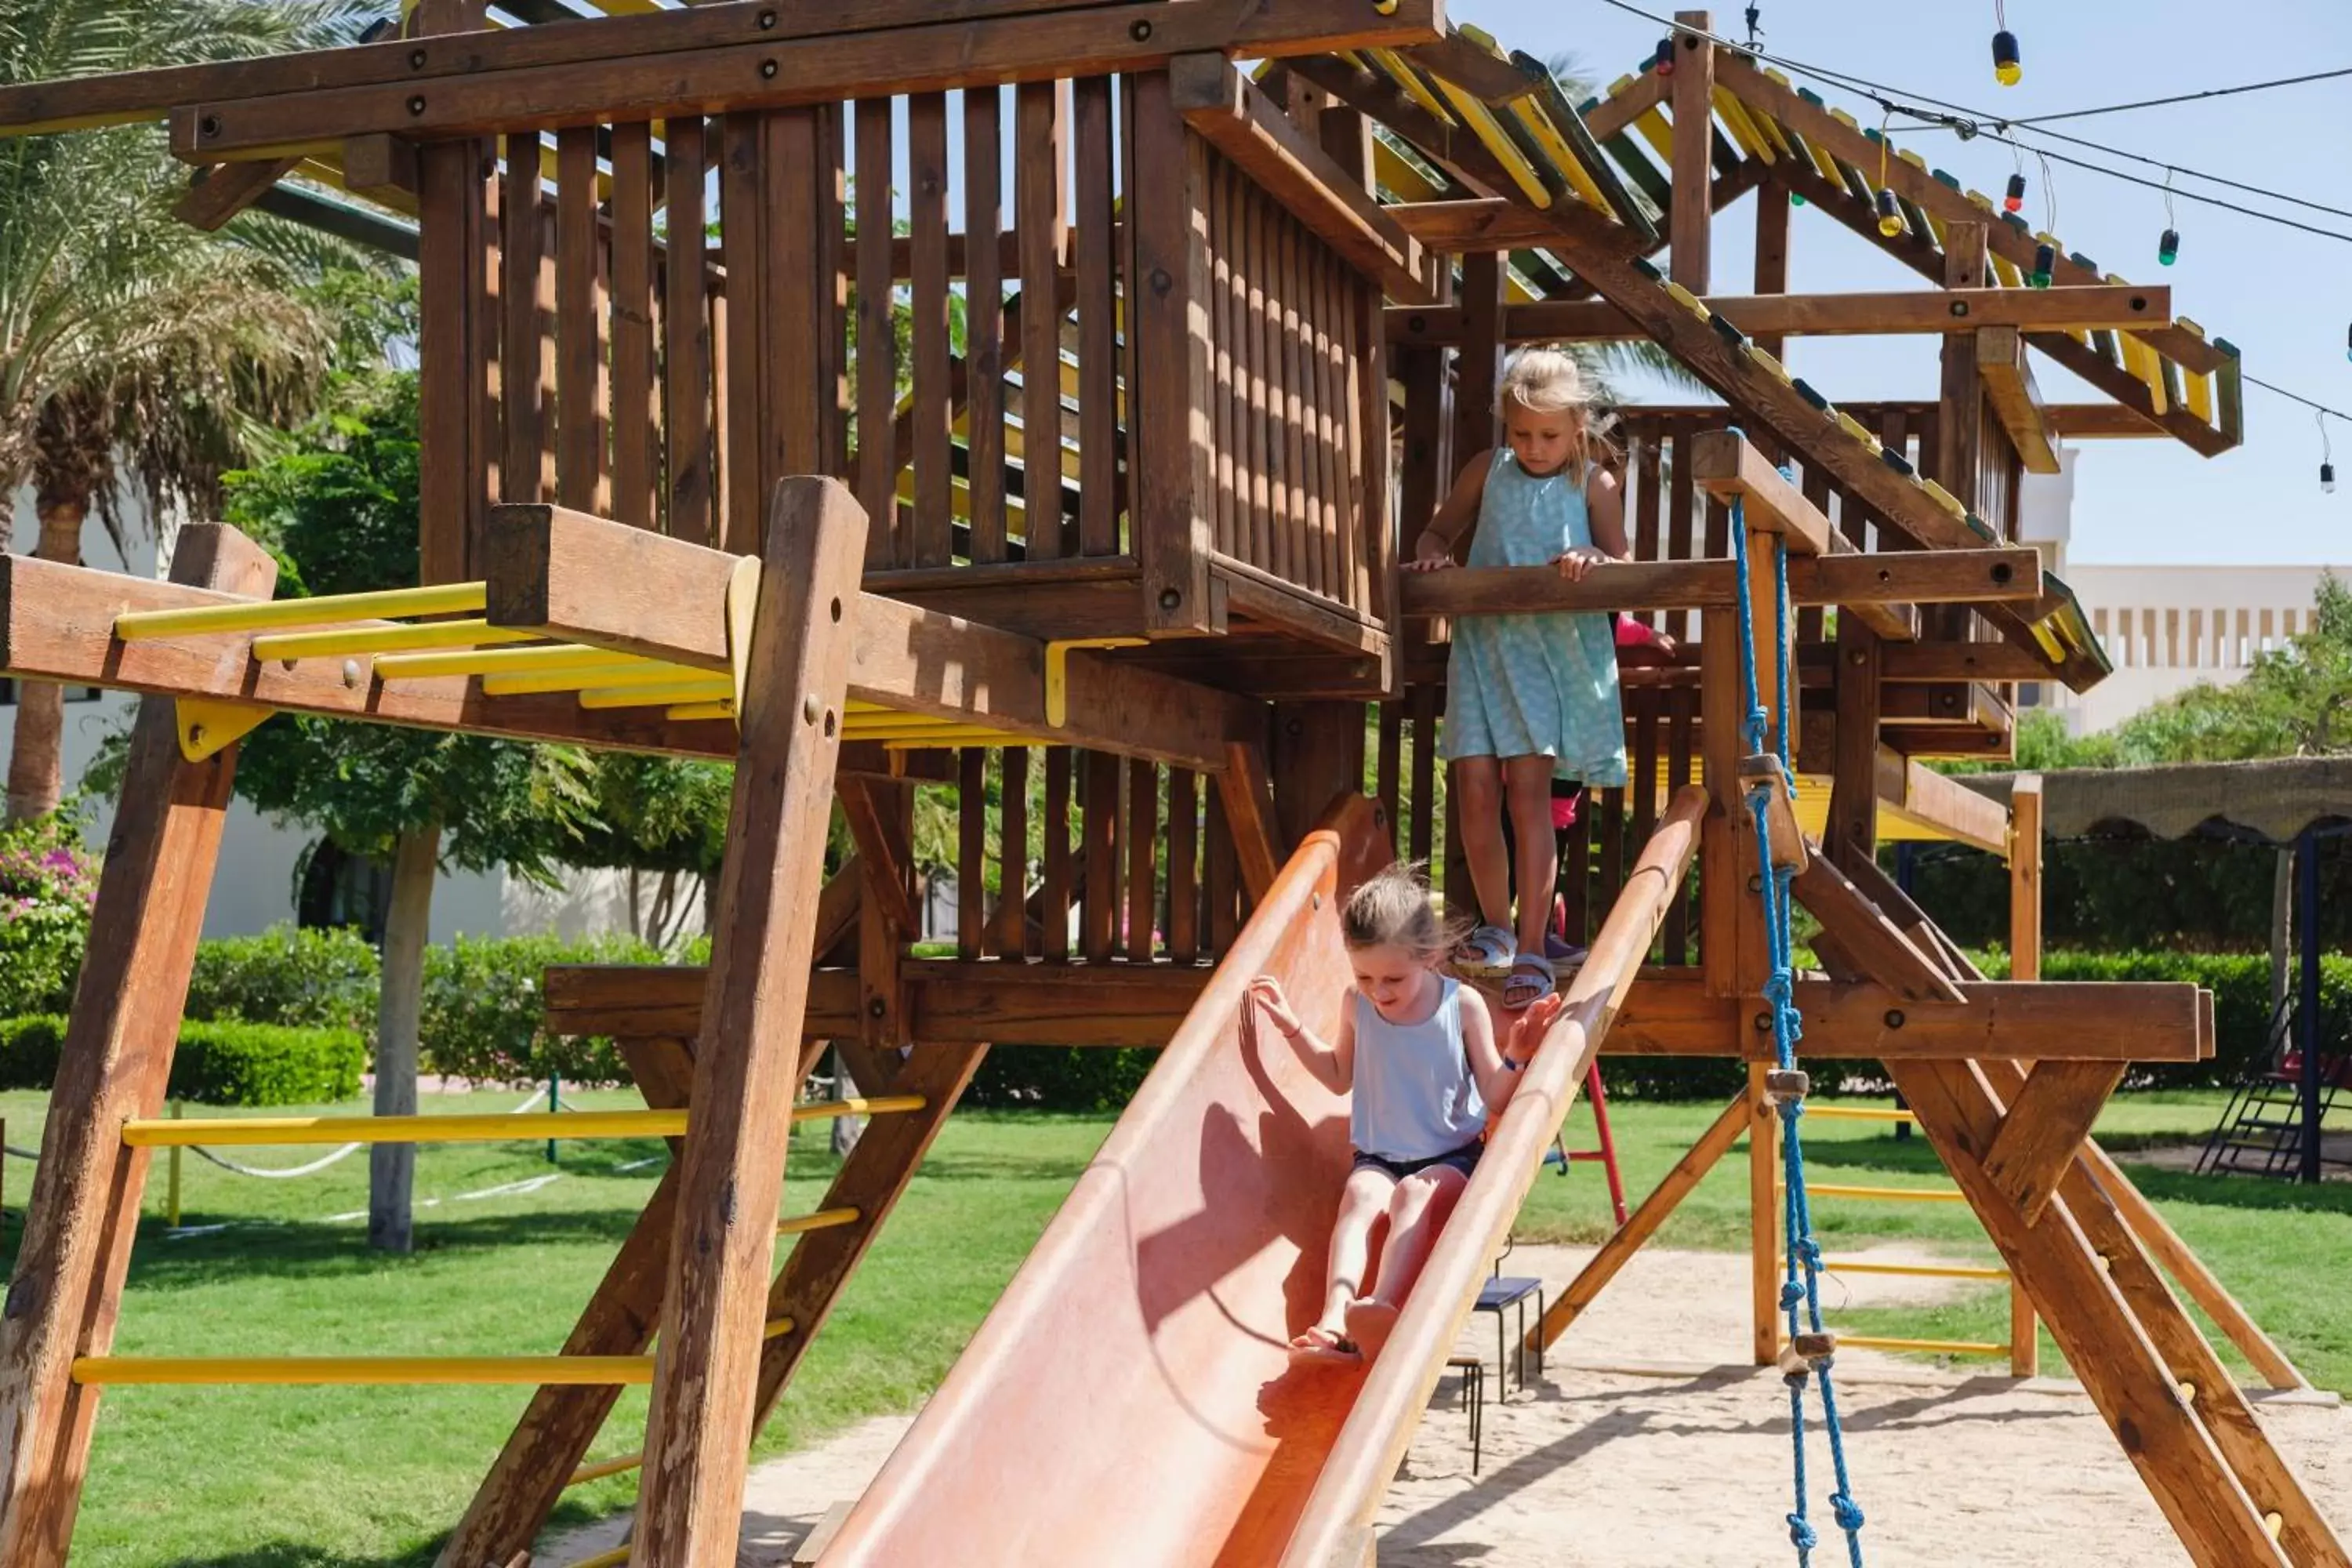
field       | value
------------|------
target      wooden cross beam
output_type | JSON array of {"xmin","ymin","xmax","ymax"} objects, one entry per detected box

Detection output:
[
  {"xmin": 165, "ymin": 0, "xmax": 1443, "ymax": 158},
  {"xmin": 1976, "ymin": 325, "xmax": 2062, "ymax": 474},
  {"xmin": 1611, "ymin": 976, "xmax": 2213, "ymax": 1062},
  {"xmin": 1397, "ymin": 547, "xmax": 2040, "ymax": 619},
  {"xmin": 1383, "ymin": 284, "xmax": 2174, "ymax": 344}
]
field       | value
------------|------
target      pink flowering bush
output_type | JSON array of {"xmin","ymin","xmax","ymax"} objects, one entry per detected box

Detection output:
[{"xmin": 0, "ymin": 808, "xmax": 100, "ymax": 1017}]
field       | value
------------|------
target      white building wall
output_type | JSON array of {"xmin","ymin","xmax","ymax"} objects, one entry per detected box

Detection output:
[
  {"xmin": 5, "ymin": 486, "xmax": 637, "ymax": 942},
  {"xmin": 2051, "ymin": 563, "xmax": 2336, "ymax": 735}
]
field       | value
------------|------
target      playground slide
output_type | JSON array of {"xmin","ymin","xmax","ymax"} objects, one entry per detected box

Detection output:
[{"xmin": 815, "ymin": 786, "xmax": 1703, "ymax": 1568}]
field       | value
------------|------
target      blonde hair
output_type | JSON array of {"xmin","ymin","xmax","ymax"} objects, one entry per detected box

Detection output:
[
  {"xmin": 1341, "ymin": 862, "xmax": 1457, "ymax": 964},
  {"xmin": 1497, "ymin": 346, "xmax": 1592, "ymax": 416}
]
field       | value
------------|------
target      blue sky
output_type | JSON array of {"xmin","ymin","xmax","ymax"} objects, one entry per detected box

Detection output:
[{"xmin": 1449, "ymin": 0, "xmax": 2352, "ymax": 565}]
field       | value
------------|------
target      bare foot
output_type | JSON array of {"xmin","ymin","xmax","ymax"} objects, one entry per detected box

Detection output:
[
  {"xmin": 1288, "ymin": 1323, "xmax": 1360, "ymax": 1365},
  {"xmin": 1344, "ymin": 1298, "xmax": 1400, "ymax": 1363}
]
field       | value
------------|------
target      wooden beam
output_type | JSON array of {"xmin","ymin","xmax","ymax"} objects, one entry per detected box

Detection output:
[
  {"xmin": 1872, "ymin": 640, "xmax": 2054, "ymax": 682},
  {"xmin": 633, "ymin": 477, "xmax": 866, "ymax": 1560},
  {"xmin": 479, "ymin": 503, "xmax": 1258, "ymax": 771},
  {"xmin": 0, "ymin": 0, "xmax": 1216, "ymax": 136},
  {"xmin": 434, "ymin": 1037, "xmax": 695, "ymax": 1568},
  {"xmin": 2027, "ymin": 327, "xmax": 2234, "ymax": 458},
  {"xmin": 172, "ymin": 156, "xmax": 299, "ymax": 229},
  {"xmin": 1980, "ymin": 1059, "xmax": 2127, "ymax": 1225},
  {"xmin": 0, "ymin": 526, "xmax": 277, "ymax": 1566},
  {"xmin": 1610, "ymin": 978, "xmax": 2212, "ymax": 1062},
  {"xmin": 1401, "ymin": 35, "xmax": 1541, "ymax": 105},
  {"xmin": 1687, "ymin": 430, "xmax": 1831, "ymax": 555},
  {"xmin": 1791, "ymin": 854, "xmax": 1966, "ymax": 1004},
  {"xmin": 1666, "ymin": 10, "xmax": 1713, "ymax": 292},
  {"xmin": 1399, "ymin": 548, "xmax": 2039, "ymax": 617},
  {"xmin": 1584, "ymin": 67, "xmax": 1664, "ymax": 142},
  {"xmin": 169, "ymin": 0, "xmax": 1443, "ymax": 158},
  {"xmin": 1876, "ymin": 746, "xmax": 2009, "ymax": 854},
  {"xmin": 2046, "ymin": 402, "xmax": 2165, "ymax": 438},
  {"xmin": 1531, "ymin": 1088, "xmax": 1749, "ymax": 1350},
  {"xmin": 339, "ymin": 133, "xmax": 417, "ymax": 203},
  {"xmin": 1385, "ymin": 285, "xmax": 2175, "ymax": 345},
  {"xmin": 543, "ymin": 959, "xmax": 1216, "ymax": 1049},
  {"xmin": 1977, "ymin": 325, "xmax": 2061, "ymax": 474},
  {"xmin": 1168, "ymin": 54, "xmax": 1432, "ymax": 304}
]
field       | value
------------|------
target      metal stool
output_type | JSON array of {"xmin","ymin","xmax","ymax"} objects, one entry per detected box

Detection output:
[
  {"xmin": 1472, "ymin": 1274, "xmax": 1544, "ymax": 1398},
  {"xmin": 1445, "ymin": 1354, "xmax": 1486, "ymax": 1474}
]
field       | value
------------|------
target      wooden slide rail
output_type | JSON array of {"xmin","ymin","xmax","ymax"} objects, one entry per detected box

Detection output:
[{"xmin": 1278, "ymin": 784, "xmax": 1707, "ymax": 1566}]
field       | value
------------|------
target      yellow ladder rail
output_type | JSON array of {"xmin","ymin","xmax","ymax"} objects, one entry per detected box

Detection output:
[{"xmin": 114, "ymin": 582, "xmax": 489, "ymax": 641}]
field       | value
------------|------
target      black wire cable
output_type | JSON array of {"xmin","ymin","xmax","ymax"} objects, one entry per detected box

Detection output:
[
  {"xmin": 2011, "ymin": 66, "xmax": 2352, "ymax": 127},
  {"xmin": 2246, "ymin": 376, "xmax": 2352, "ymax": 426},
  {"xmin": 1588, "ymin": 0, "xmax": 2352, "ymax": 230}
]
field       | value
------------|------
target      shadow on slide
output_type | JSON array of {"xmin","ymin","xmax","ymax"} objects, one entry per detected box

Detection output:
[{"xmin": 815, "ymin": 786, "xmax": 1704, "ymax": 1568}]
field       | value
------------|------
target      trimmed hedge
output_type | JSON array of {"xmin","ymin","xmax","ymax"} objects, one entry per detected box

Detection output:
[
  {"xmin": 419, "ymin": 932, "xmax": 662, "ymax": 1086},
  {"xmin": 187, "ymin": 925, "xmax": 379, "ymax": 1035},
  {"xmin": 0, "ymin": 1016, "xmax": 365, "ymax": 1105},
  {"xmin": 961, "ymin": 1046, "xmax": 1161, "ymax": 1112}
]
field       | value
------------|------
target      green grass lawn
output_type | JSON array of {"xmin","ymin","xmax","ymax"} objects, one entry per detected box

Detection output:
[{"xmin": 2, "ymin": 1084, "xmax": 2345, "ymax": 1566}]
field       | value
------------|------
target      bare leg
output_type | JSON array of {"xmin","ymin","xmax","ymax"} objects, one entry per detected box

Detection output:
[
  {"xmin": 1346, "ymin": 1164, "xmax": 1472, "ymax": 1361},
  {"xmin": 1504, "ymin": 755, "xmax": 1561, "ymax": 961},
  {"xmin": 1450, "ymin": 757, "xmax": 1513, "ymax": 934},
  {"xmin": 1301, "ymin": 1166, "xmax": 1396, "ymax": 1350}
]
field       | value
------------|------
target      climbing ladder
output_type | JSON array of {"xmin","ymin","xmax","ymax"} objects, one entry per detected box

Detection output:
[{"xmin": 2198, "ymin": 998, "xmax": 2352, "ymax": 1180}]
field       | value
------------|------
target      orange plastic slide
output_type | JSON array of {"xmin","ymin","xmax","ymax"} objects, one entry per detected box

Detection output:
[{"xmin": 816, "ymin": 786, "xmax": 1703, "ymax": 1568}]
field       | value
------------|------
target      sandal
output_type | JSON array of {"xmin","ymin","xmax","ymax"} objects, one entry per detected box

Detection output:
[
  {"xmin": 1458, "ymin": 924, "xmax": 1517, "ymax": 977},
  {"xmin": 1503, "ymin": 953, "xmax": 1556, "ymax": 1011}
]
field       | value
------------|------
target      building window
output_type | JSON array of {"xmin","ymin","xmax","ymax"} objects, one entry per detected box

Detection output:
[{"xmin": 297, "ymin": 840, "xmax": 393, "ymax": 946}]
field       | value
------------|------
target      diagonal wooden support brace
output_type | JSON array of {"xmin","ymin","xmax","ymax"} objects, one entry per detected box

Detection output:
[
  {"xmin": 1980, "ymin": 1060, "xmax": 2126, "ymax": 1225},
  {"xmin": 0, "ymin": 526, "xmax": 277, "ymax": 1567},
  {"xmin": 1892, "ymin": 1059, "xmax": 2291, "ymax": 1567},
  {"xmin": 1793, "ymin": 852, "xmax": 1965, "ymax": 1004},
  {"xmin": 634, "ymin": 476, "xmax": 868, "ymax": 1561}
]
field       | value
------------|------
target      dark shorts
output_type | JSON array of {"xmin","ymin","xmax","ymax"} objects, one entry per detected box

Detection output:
[{"xmin": 1352, "ymin": 1140, "xmax": 1483, "ymax": 1182}]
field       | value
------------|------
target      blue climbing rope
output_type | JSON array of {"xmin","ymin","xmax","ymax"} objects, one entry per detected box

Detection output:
[{"xmin": 1726, "ymin": 430, "xmax": 1867, "ymax": 1568}]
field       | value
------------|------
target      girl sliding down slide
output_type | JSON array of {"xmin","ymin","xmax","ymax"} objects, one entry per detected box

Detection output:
[{"xmin": 1250, "ymin": 864, "xmax": 1515, "ymax": 1365}]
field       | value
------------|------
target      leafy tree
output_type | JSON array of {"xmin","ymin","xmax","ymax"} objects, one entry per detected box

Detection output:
[
  {"xmin": 2105, "ymin": 575, "xmax": 2352, "ymax": 764},
  {"xmin": 0, "ymin": 0, "xmax": 379, "ymax": 821},
  {"xmin": 223, "ymin": 369, "xmax": 596, "ymax": 1252}
]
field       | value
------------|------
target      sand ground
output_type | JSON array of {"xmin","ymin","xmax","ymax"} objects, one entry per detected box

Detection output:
[{"xmin": 539, "ymin": 1244, "xmax": 2352, "ymax": 1566}]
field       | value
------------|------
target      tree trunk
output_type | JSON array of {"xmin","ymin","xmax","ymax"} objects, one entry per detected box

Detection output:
[
  {"xmin": 4, "ymin": 489, "xmax": 88, "ymax": 822},
  {"xmin": 371, "ymin": 822, "xmax": 442, "ymax": 1254}
]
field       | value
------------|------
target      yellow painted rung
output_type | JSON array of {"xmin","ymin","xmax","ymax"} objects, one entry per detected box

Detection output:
[
  {"xmin": 114, "ymin": 582, "xmax": 488, "ymax": 642},
  {"xmin": 568, "ymin": 1548, "xmax": 631, "ymax": 1568},
  {"xmin": 121, "ymin": 1098, "xmax": 924, "ymax": 1148},
  {"xmin": 1918, "ymin": 477, "xmax": 1969, "ymax": 519},
  {"xmin": 376, "ymin": 644, "xmax": 673, "ymax": 681},
  {"xmin": 667, "ymin": 700, "xmax": 736, "ymax": 722},
  {"xmin": 568, "ymin": 1451, "xmax": 643, "ymax": 1486},
  {"xmin": 1824, "ymin": 1334, "xmax": 2007, "ymax": 1357},
  {"xmin": 1803, "ymin": 1105, "xmax": 1915, "ymax": 1123},
  {"xmin": 71, "ymin": 1355, "xmax": 656, "ymax": 1386},
  {"xmin": 1809, "ymin": 1258, "xmax": 2009, "ymax": 1282},
  {"xmin": 578, "ymin": 678, "xmax": 734, "ymax": 710},
  {"xmin": 1428, "ymin": 70, "xmax": 1552, "ymax": 209},
  {"xmin": 251, "ymin": 620, "xmax": 540, "ymax": 662},
  {"xmin": 482, "ymin": 663, "xmax": 661, "ymax": 697},
  {"xmin": 777, "ymin": 1206, "xmax": 861, "ymax": 1237},
  {"xmin": 1798, "ymin": 1181, "xmax": 1969, "ymax": 1203}
]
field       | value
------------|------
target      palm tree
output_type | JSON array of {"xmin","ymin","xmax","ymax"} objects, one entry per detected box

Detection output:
[{"xmin": 0, "ymin": 0, "xmax": 375, "ymax": 821}]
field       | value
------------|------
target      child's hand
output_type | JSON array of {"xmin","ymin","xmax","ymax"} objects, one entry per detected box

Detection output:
[
  {"xmin": 1404, "ymin": 532, "xmax": 1456, "ymax": 573},
  {"xmin": 1651, "ymin": 630, "xmax": 1679, "ymax": 657},
  {"xmin": 1248, "ymin": 975, "xmax": 1304, "ymax": 1038},
  {"xmin": 1552, "ymin": 546, "xmax": 1612, "ymax": 582}
]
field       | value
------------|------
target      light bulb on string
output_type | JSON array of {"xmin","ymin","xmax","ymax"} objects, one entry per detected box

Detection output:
[
  {"xmin": 2344, "ymin": 322, "xmax": 2350, "ymax": 365},
  {"xmin": 2003, "ymin": 172, "xmax": 2027, "ymax": 213},
  {"xmin": 1875, "ymin": 187, "xmax": 1904, "ymax": 237},
  {"xmin": 1653, "ymin": 36, "xmax": 1675, "ymax": 77},
  {"xmin": 1991, "ymin": 0, "xmax": 2022, "ymax": 89},
  {"xmin": 2157, "ymin": 169, "xmax": 2180, "ymax": 267},
  {"xmin": 2324, "ymin": 412, "xmax": 2338, "ymax": 495},
  {"xmin": 2031, "ymin": 241, "xmax": 2055, "ymax": 289},
  {"xmin": 2327, "ymin": 463, "xmax": 2339, "ymax": 495}
]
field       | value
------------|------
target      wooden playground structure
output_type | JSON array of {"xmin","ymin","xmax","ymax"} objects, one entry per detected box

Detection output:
[{"xmin": 0, "ymin": 1, "xmax": 2339, "ymax": 1563}]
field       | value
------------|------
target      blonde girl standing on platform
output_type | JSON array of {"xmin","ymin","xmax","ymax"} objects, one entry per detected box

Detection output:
[{"xmin": 1405, "ymin": 348, "xmax": 1629, "ymax": 1009}]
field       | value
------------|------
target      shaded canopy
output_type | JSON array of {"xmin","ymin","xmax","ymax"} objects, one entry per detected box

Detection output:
[{"xmin": 1961, "ymin": 757, "xmax": 2352, "ymax": 847}]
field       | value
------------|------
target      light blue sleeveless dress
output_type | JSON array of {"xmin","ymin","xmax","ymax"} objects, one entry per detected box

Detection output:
[
  {"xmin": 1442, "ymin": 451, "xmax": 1629, "ymax": 787},
  {"xmin": 1351, "ymin": 978, "xmax": 1485, "ymax": 1163}
]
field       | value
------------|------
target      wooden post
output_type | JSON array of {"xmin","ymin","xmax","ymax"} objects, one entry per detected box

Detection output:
[
  {"xmin": 412, "ymin": 0, "xmax": 492, "ymax": 583},
  {"xmin": 1751, "ymin": 171, "xmax": 1790, "ymax": 363},
  {"xmin": 0, "ymin": 526, "xmax": 277, "ymax": 1566},
  {"xmin": 1746, "ymin": 1065, "xmax": 1777, "ymax": 1365},
  {"xmin": 1130, "ymin": 69, "xmax": 1216, "ymax": 635},
  {"xmin": 631, "ymin": 477, "xmax": 867, "ymax": 1563},
  {"xmin": 1668, "ymin": 11, "xmax": 1715, "ymax": 294},
  {"xmin": 1932, "ymin": 221, "xmax": 1988, "ymax": 644}
]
